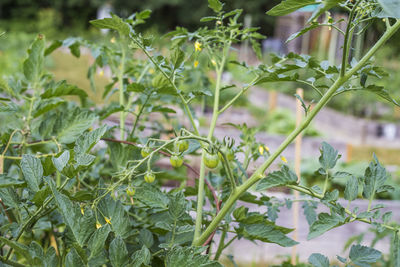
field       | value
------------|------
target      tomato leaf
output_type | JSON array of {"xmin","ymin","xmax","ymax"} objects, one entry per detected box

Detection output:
[
  {"xmin": 90, "ymin": 13, "xmax": 130, "ymax": 36},
  {"xmin": 21, "ymin": 154, "xmax": 43, "ymax": 192},
  {"xmin": 23, "ymin": 34, "xmax": 45, "ymax": 83},
  {"xmin": 56, "ymin": 109, "xmax": 97, "ymax": 144},
  {"xmin": 376, "ymin": 0, "xmax": 400, "ymax": 18},
  {"xmin": 267, "ymin": 0, "xmax": 316, "ymax": 16},
  {"xmin": 131, "ymin": 245, "xmax": 151, "ymax": 267},
  {"xmin": 256, "ymin": 165, "xmax": 298, "ymax": 191},
  {"xmin": 319, "ymin": 142, "xmax": 341, "ymax": 170},
  {"xmin": 349, "ymin": 244, "xmax": 382, "ymax": 266},
  {"xmin": 65, "ymin": 247, "xmax": 85, "ymax": 267},
  {"xmin": 308, "ymin": 212, "xmax": 345, "ymax": 239},
  {"xmin": 165, "ymin": 246, "xmax": 223, "ymax": 267},
  {"xmin": 208, "ymin": 0, "xmax": 224, "ymax": 13},
  {"xmin": 344, "ymin": 175, "xmax": 359, "ymax": 202},
  {"xmin": 308, "ymin": 253, "xmax": 330, "ymax": 267},
  {"xmin": 109, "ymin": 236, "xmax": 129, "ymax": 267}
]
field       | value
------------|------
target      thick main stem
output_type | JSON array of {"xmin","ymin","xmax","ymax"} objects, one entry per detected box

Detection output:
[
  {"xmin": 193, "ymin": 20, "xmax": 400, "ymax": 246},
  {"xmin": 193, "ymin": 56, "xmax": 226, "ymax": 241}
]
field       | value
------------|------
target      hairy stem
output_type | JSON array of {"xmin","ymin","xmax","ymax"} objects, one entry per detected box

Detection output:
[
  {"xmin": 214, "ymin": 227, "xmax": 227, "ymax": 261},
  {"xmin": 194, "ymin": 46, "xmax": 228, "ymax": 242}
]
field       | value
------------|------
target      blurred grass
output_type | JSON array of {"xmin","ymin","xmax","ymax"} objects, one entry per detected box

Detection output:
[
  {"xmin": 351, "ymin": 145, "xmax": 400, "ymax": 165},
  {"xmin": 49, "ymin": 50, "xmax": 113, "ymax": 105}
]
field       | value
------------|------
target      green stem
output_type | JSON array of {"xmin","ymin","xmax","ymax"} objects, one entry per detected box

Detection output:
[
  {"xmin": 193, "ymin": 20, "xmax": 400, "ymax": 246},
  {"xmin": 214, "ymin": 227, "xmax": 227, "ymax": 261},
  {"xmin": 193, "ymin": 47, "xmax": 227, "ymax": 242},
  {"xmin": 119, "ymin": 42, "xmax": 126, "ymax": 140},
  {"xmin": 323, "ymin": 172, "xmax": 329, "ymax": 195},
  {"xmin": 218, "ymin": 58, "xmax": 287, "ymax": 115},
  {"xmin": 367, "ymin": 197, "xmax": 373, "ymax": 212},
  {"xmin": 295, "ymin": 79, "xmax": 323, "ymax": 97},
  {"xmin": 222, "ymin": 235, "xmax": 237, "ymax": 250},
  {"xmin": 340, "ymin": 0, "xmax": 362, "ymax": 77},
  {"xmin": 0, "ymin": 257, "xmax": 26, "ymax": 267},
  {"xmin": 130, "ymin": 94, "xmax": 151, "ymax": 138},
  {"xmin": 131, "ymin": 38, "xmax": 199, "ymax": 135}
]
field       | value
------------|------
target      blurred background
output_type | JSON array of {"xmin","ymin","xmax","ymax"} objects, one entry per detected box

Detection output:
[{"xmin": 1, "ymin": 0, "xmax": 400, "ymax": 265}]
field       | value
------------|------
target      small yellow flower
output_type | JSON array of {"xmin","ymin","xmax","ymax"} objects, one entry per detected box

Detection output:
[
  {"xmin": 211, "ymin": 59, "xmax": 217, "ymax": 66},
  {"xmin": 80, "ymin": 206, "xmax": 85, "ymax": 215},
  {"xmin": 264, "ymin": 145, "xmax": 270, "ymax": 152},
  {"xmin": 104, "ymin": 217, "xmax": 112, "ymax": 225},
  {"xmin": 281, "ymin": 156, "xmax": 288, "ymax": 163},
  {"xmin": 194, "ymin": 41, "xmax": 202, "ymax": 52},
  {"xmin": 258, "ymin": 145, "xmax": 264, "ymax": 155},
  {"xmin": 99, "ymin": 70, "xmax": 104, "ymax": 77},
  {"xmin": 110, "ymin": 37, "xmax": 116, "ymax": 43},
  {"xmin": 96, "ymin": 222, "xmax": 102, "ymax": 229},
  {"xmin": 149, "ymin": 68, "xmax": 154, "ymax": 74},
  {"xmin": 194, "ymin": 60, "xmax": 199, "ymax": 68},
  {"xmin": 216, "ymin": 20, "xmax": 222, "ymax": 25}
]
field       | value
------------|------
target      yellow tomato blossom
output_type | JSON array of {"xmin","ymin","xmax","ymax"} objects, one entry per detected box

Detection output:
[
  {"xmin": 194, "ymin": 41, "xmax": 202, "ymax": 52},
  {"xmin": 110, "ymin": 37, "xmax": 116, "ymax": 43},
  {"xmin": 80, "ymin": 206, "xmax": 85, "ymax": 215},
  {"xmin": 194, "ymin": 60, "xmax": 199, "ymax": 68},
  {"xmin": 104, "ymin": 217, "xmax": 112, "ymax": 225},
  {"xmin": 259, "ymin": 145, "xmax": 270, "ymax": 155},
  {"xmin": 280, "ymin": 155, "xmax": 288, "ymax": 163},
  {"xmin": 211, "ymin": 59, "xmax": 217, "ymax": 66},
  {"xmin": 258, "ymin": 145, "xmax": 264, "ymax": 155},
  {"xmin": 96, "ymin": 222, "xmax": 102, "ymax": 229},
  {"xmin": 99, "ymin": 70, "xmax": 104, "ymax": 77}
]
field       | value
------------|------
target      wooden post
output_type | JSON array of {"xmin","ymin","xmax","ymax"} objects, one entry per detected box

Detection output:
[
  {"xmin": 318, "ymin": 21, "xmax": 330, "ymax": 60},
  {"xmin": 394, "ymin": 107, "xmax": 400, "ymax": 119},
  {"xmin": 268, "ymin": 90, "xmax": 278, "ymax": 112},
  {"xmin": 0, "ymin": 155, "xmax": 3, "ymax": 174},
  {"xmin": 291, "ymin": 88, "xmax": 303, "ymax": 265},
  {"xmin": 240, "ymin": 14, "xmax": 252, "ymax": 60},
  {"xmin": 328, "ymin": 26, "xmax": 338, "ymax": 65},
  {"xmin": 346, "ymin": 143, "xmax": 353, "ymax": 163}
]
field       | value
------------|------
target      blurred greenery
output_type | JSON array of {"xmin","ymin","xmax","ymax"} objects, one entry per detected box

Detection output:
[
  {"xmin": 0, "ymin": 0, "xmax": 281, "ymax": 38},
  {"xmin": 1, "ymin": 0, "xmax": 400, "ymax": 122}
]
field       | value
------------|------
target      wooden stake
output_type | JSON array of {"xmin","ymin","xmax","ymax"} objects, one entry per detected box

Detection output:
[
  {"xmin": 291, "ymin": 88, "xmax": 303, "ymax": 265},
  {"xmin": 346, "ymin": 143, "xmax": 353, "ymax": 163},
  {"xmin": 0, "ymin": 155, "xmax": 3, "ymax": 174},
  {"xmin": 268, "ymin": 90, "xmax": 278, "ymax": 112}
]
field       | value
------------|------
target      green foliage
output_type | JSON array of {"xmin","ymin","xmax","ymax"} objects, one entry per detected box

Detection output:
[
  {"xmin": 256, "ymin": 165, "xmax": 298, "ymax": 190},
  {"xmin": 1, "ymin": 1, "xmax": 400, "ymax": 266}
]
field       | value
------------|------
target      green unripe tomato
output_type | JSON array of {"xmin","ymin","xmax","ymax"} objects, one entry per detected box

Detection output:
[
  {"xmin": 219, "ymin": 147, "xmax": 235, "ymax": 162},
  {"xmin": 170, "ymin": 155, "xmax": 183, "ymax": 168},
  {"xmin": 141, "ymin": 147, "xmax": 151, "ymax": 158},
  {"xmin": 144, "ymin": 172, "xmax": 155, "ymax": 183},
  {"xmin": 126, "ymin": 186, "xmax": 136, "ymax": 197},
  {"xmin": 176, "ymin": 140, "xmax": 189, "ymax": 152},
  {"xmin": 204, "ymin": 151, "xmax": 219, "ymax": 169}
]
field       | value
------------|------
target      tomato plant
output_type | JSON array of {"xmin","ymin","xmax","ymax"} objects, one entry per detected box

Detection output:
[{"xmin": 1, "ymin": 0, "xmax": 400, "ymax": 266}]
